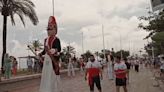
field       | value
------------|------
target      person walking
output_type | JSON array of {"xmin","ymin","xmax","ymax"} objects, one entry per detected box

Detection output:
[
  {"xmin": 4, "ymin": 53, "xmax": 12, "ymax": 79},
  {"xmin": 12, "ymin": 58, "xmax": 18, "ymax": 76},
  {"xmin": 34, "ymin": 58, "xmax": 41, "ymax": 73},
  {"xmin": 80, "ymin": 58, "xmax": 85, "ymax": 73},
  {"xmin": 85, "ymin": 55, "xmax": 103, "ymax": 92},
  {"xmin": 124, "ymin": 58, "xmax": 131, "ymax": 84},
  {"xmin": 68, "ymin": 57, "xmax": 75, "ymax": 77},
  {"xmin": 134, "ymin": 58, "xmax": 139, "ymax": 72},
  {"xmin": 107, "ymin": 53, "xmax": 114, "ymax": 80},
  {"xmin": 160, "ymin": 57, "xmax": 164, "ymax": 77},
  {"xmin": 27, "ymin": 56, "xmax": 33, "ymax": 73},
  {"xmin": 131, "ymin": 58, "xmax": 135, "ymax": 69},
  {"xmin": 114, "ymin": 56, "xmax": 128, "ymax": 92}
]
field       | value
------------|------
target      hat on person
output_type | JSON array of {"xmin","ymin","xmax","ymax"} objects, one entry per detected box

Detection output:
[{"xmin": 47, "ymin": 16, "xmax": 57, "ymax": 32}]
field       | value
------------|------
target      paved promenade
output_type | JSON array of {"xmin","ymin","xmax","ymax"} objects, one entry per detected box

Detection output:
[{"xmin": 0, "ymin": 68, "xmax": 163, "ymax": 92}]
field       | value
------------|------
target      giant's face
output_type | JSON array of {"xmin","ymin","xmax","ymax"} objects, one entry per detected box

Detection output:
[
  {"xmin": 47, "ymin": 26, "xmax": 57, "ymax": 36},
  {"xmin": 47, "ymin": 16, "xmax": 57, "ymax": 36}
]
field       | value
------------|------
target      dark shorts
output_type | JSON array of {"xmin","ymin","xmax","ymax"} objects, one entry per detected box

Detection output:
[
  {"xmin": 116, "ymin": 78, "xmax": 127, "ymax": 86},
  {"xmin": 28, "ymin": 66, "xmax": 32, "ymax": 69},
  {"xmin": 90, "ymin": 76, "xmax": 101, "ymax": 91}
]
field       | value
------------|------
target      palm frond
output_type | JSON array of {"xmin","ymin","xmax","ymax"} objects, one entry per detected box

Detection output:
[
  {"xmin": 10, "ymin": 12, "xmax": 16, "ymax": 25},
  {"xmin": 16, "ymin": 11, "xmax": 25, "ymax": 26},
  {"xmin": 0, "ymin": 1, "xmax": 2, "ymax": 7},
  {"xmin": 6, "ymin": 0, "xmax": 11, "ymax": 5},
  {"xmin": 21, "ymin": 0, "xmax": 35, "ymax": 7},
  {"xmin": 28, "ymin": 40, "xmax": 43, "ymax": 52},
  {"xmin": 1, "ymin": 0, "xmax": 5, "ymax": 5},
  {"xmin": 16, "ymin": 0, "xmax": 38, "ymax": 25},
  {"xmin": 3, "ymin": 0, "xmax": 38, "ymax": 26},
  {"xmin": 0, "ymin": 0, "xmax": 3, "ymax": 11},
  {"xmin": 0, "ymin": 7, "xmax": 2, "ymax": 12}
]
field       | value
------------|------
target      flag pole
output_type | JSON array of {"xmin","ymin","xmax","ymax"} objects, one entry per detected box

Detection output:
[
  {"xmin": 52, "ymin": 0, "xmax": 55, "ymax": 16},
  {"xmin": 82, "ymin": 32, "xmax": 84, "ymax": 54},
  {"xmin": 100, "ymin": 2, "xmax": 105, "ymax": 60}
]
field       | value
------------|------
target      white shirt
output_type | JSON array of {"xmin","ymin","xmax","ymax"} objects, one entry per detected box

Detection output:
[
  {"xmin": 114, "ymin": 62, "xmax": 127, "ymax": 71},
  {"xmin": 160, "ymin": 60, "xmax": 164, "ymax": 69},
  {"xmin": 85, "ymin": 60, "xmax": 102, "ymax": 69},
  {"xmin": 27, "ymin": 58, "xmax": 33, "ymax": 66},
  {"xmin": 101, "ymin": 59, "xmax": 106, "ymax": 66},
  {"xmin": 135, "ymin": 60, "xmax": 139, "ymax": 65}
]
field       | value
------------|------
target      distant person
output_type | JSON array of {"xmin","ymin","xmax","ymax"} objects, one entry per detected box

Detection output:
[
  {"xmin": 131, "ymin": 58, "xmax": 135, "ymax": 69},
  {"xmin": 100, "ymin": 58, "xmax": 106, "ymax": 71},
  {"xmin": 134, "ymin": 58, "xmax": 139, "ymax": 72},
  {"xmin": 27, "ymin": 56, "xmax": 33, "ymax": 73},
  {"xmin": 114, "ymin": 56, "xmax": 128, "ymax": 92},
  {"xmin": 80, "ymin": 58, "xmax": 85, "ymax": 73},
  {"xmin": 124, "ymin": 58, "xmax": 131, "ymax": 84},
  {"xmin": 107, "ymin": 53, "xmax": 114, "ymax": 80},
  {"xmin": 85, "ymin": 55, "xmax": 103, "ymax": 92},
  {"xmin": 4, "ymin": 53, "xmax": 12, "ymax": 79},
  {"xmin": 160, "ymin": 57, "xmax": 164, "ymax": 76},
  {"xmin": 68, "ymin": 57, "xmax": 75, "ymax": 77},
  {"xmin": 34, "ymin": 58, "xmax": 40, "ymax": 73},
  {"xmin": 12, "ymin": 58, "xmax": 18, "ymax": 76}
]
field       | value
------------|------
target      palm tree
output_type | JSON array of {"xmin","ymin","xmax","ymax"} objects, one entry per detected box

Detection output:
[
  {"xmin": 63, "ymin": 46, "xmax": 76, "ymax": 55},
  {"xmin": 62, "ymin": 46, "xmax": 75, "ymax": 62},
  {"xmin": 0, "ymin": 0, "xmax": 39, "ymax": 69},
  {"xmin": 27, "ymin": 40, "xmax": 43, "ymax": 55},
  {"xmin": 81, "ymin": 50, "xmax": 92, "ymax": 62}
]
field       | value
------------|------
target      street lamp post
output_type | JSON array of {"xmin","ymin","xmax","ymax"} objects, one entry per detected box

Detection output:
[
  {"xmin": 52, "ymin": 0, "xmax": 55, "ymax": 16},
  {"xmin": 102, "ymin": 24, "xmax": 106, "ymax": 59},
  {"xmin": 120, "ymin": 34, "xmax": 123, "ymax": 59},
  {"xmin": 100, "ymin": 1, "xmax": 106, "ymax": 61},
  {"xmin": 114, "ymin": 28, "xmax": 123, "ymax": 59},
  {"xmin": 82, "ymin": 32, "xmax": 84, "ymax": 54}
]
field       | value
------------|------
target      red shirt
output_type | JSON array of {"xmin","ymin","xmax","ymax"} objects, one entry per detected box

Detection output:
[
  {"xmin": 114, "ymin": 62, "xmax": 127, "ymax": 78},
  {"xmin": 85, "ymin": 61, "xmax": 102, "ymax": 85}
]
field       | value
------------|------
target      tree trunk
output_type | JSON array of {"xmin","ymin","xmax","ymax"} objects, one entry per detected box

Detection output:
[{"xmin": 1, "ymin": 15, "xmax": 8, "ymax": 74}]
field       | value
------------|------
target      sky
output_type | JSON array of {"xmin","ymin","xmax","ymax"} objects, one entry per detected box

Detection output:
[{"xmin": 0, "ymin": 0, "xmax": 151, "ymax": 67}]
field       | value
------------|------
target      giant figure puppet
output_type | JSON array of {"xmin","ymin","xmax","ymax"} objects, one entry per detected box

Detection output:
[{"xmin": 39, "ymin": 16, "xmax": 62, "ymax": 92}]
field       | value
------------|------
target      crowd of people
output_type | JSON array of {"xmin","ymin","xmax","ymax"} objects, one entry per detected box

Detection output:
[
  {"xmin": 1, "ymin": 15, "xmax": 164, "ymax": 92},
  {"xmin": 82, "ymin": 52, "xmax": 164, "ymax": 92},
  {"xmin": 63, "ymin": 53, "xmax": 146, "ymax": 92},
  {"xmin": 1, "ymin": 54, "xmax": 43, "ymax": 80},
  {"xmin": 26, "ymin": 56, "xmax": 42, "ymax": 74},
  {"xmin": 3, "ymin": 53, "xmax": 18, "ymax": 79},
  {"xmin": 152, "ymin": 56, "xmax": 164, "ymax": 78}
]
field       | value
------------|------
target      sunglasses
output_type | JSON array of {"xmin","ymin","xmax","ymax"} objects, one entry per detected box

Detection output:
[{"xmin": 47, "ymin": 28, "xmax": 53, "ymax": 30}]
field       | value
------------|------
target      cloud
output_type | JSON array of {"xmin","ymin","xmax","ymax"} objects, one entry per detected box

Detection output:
[
  {"xmin": 7, "ymin": 40, "xmax": 43, "ymax": 58},
  {"xmin": 81, "ymin": 15, "xmax": 149, "ymax": 54},
  {"xmin": 0, "ymin": 0, "xmax": 150, "ymax": 67}
]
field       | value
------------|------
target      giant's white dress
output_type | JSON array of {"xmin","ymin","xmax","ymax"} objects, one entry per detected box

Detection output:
[{"xmin": 39, "ymin": 54, "xmax": 62, "ymax": 92}]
